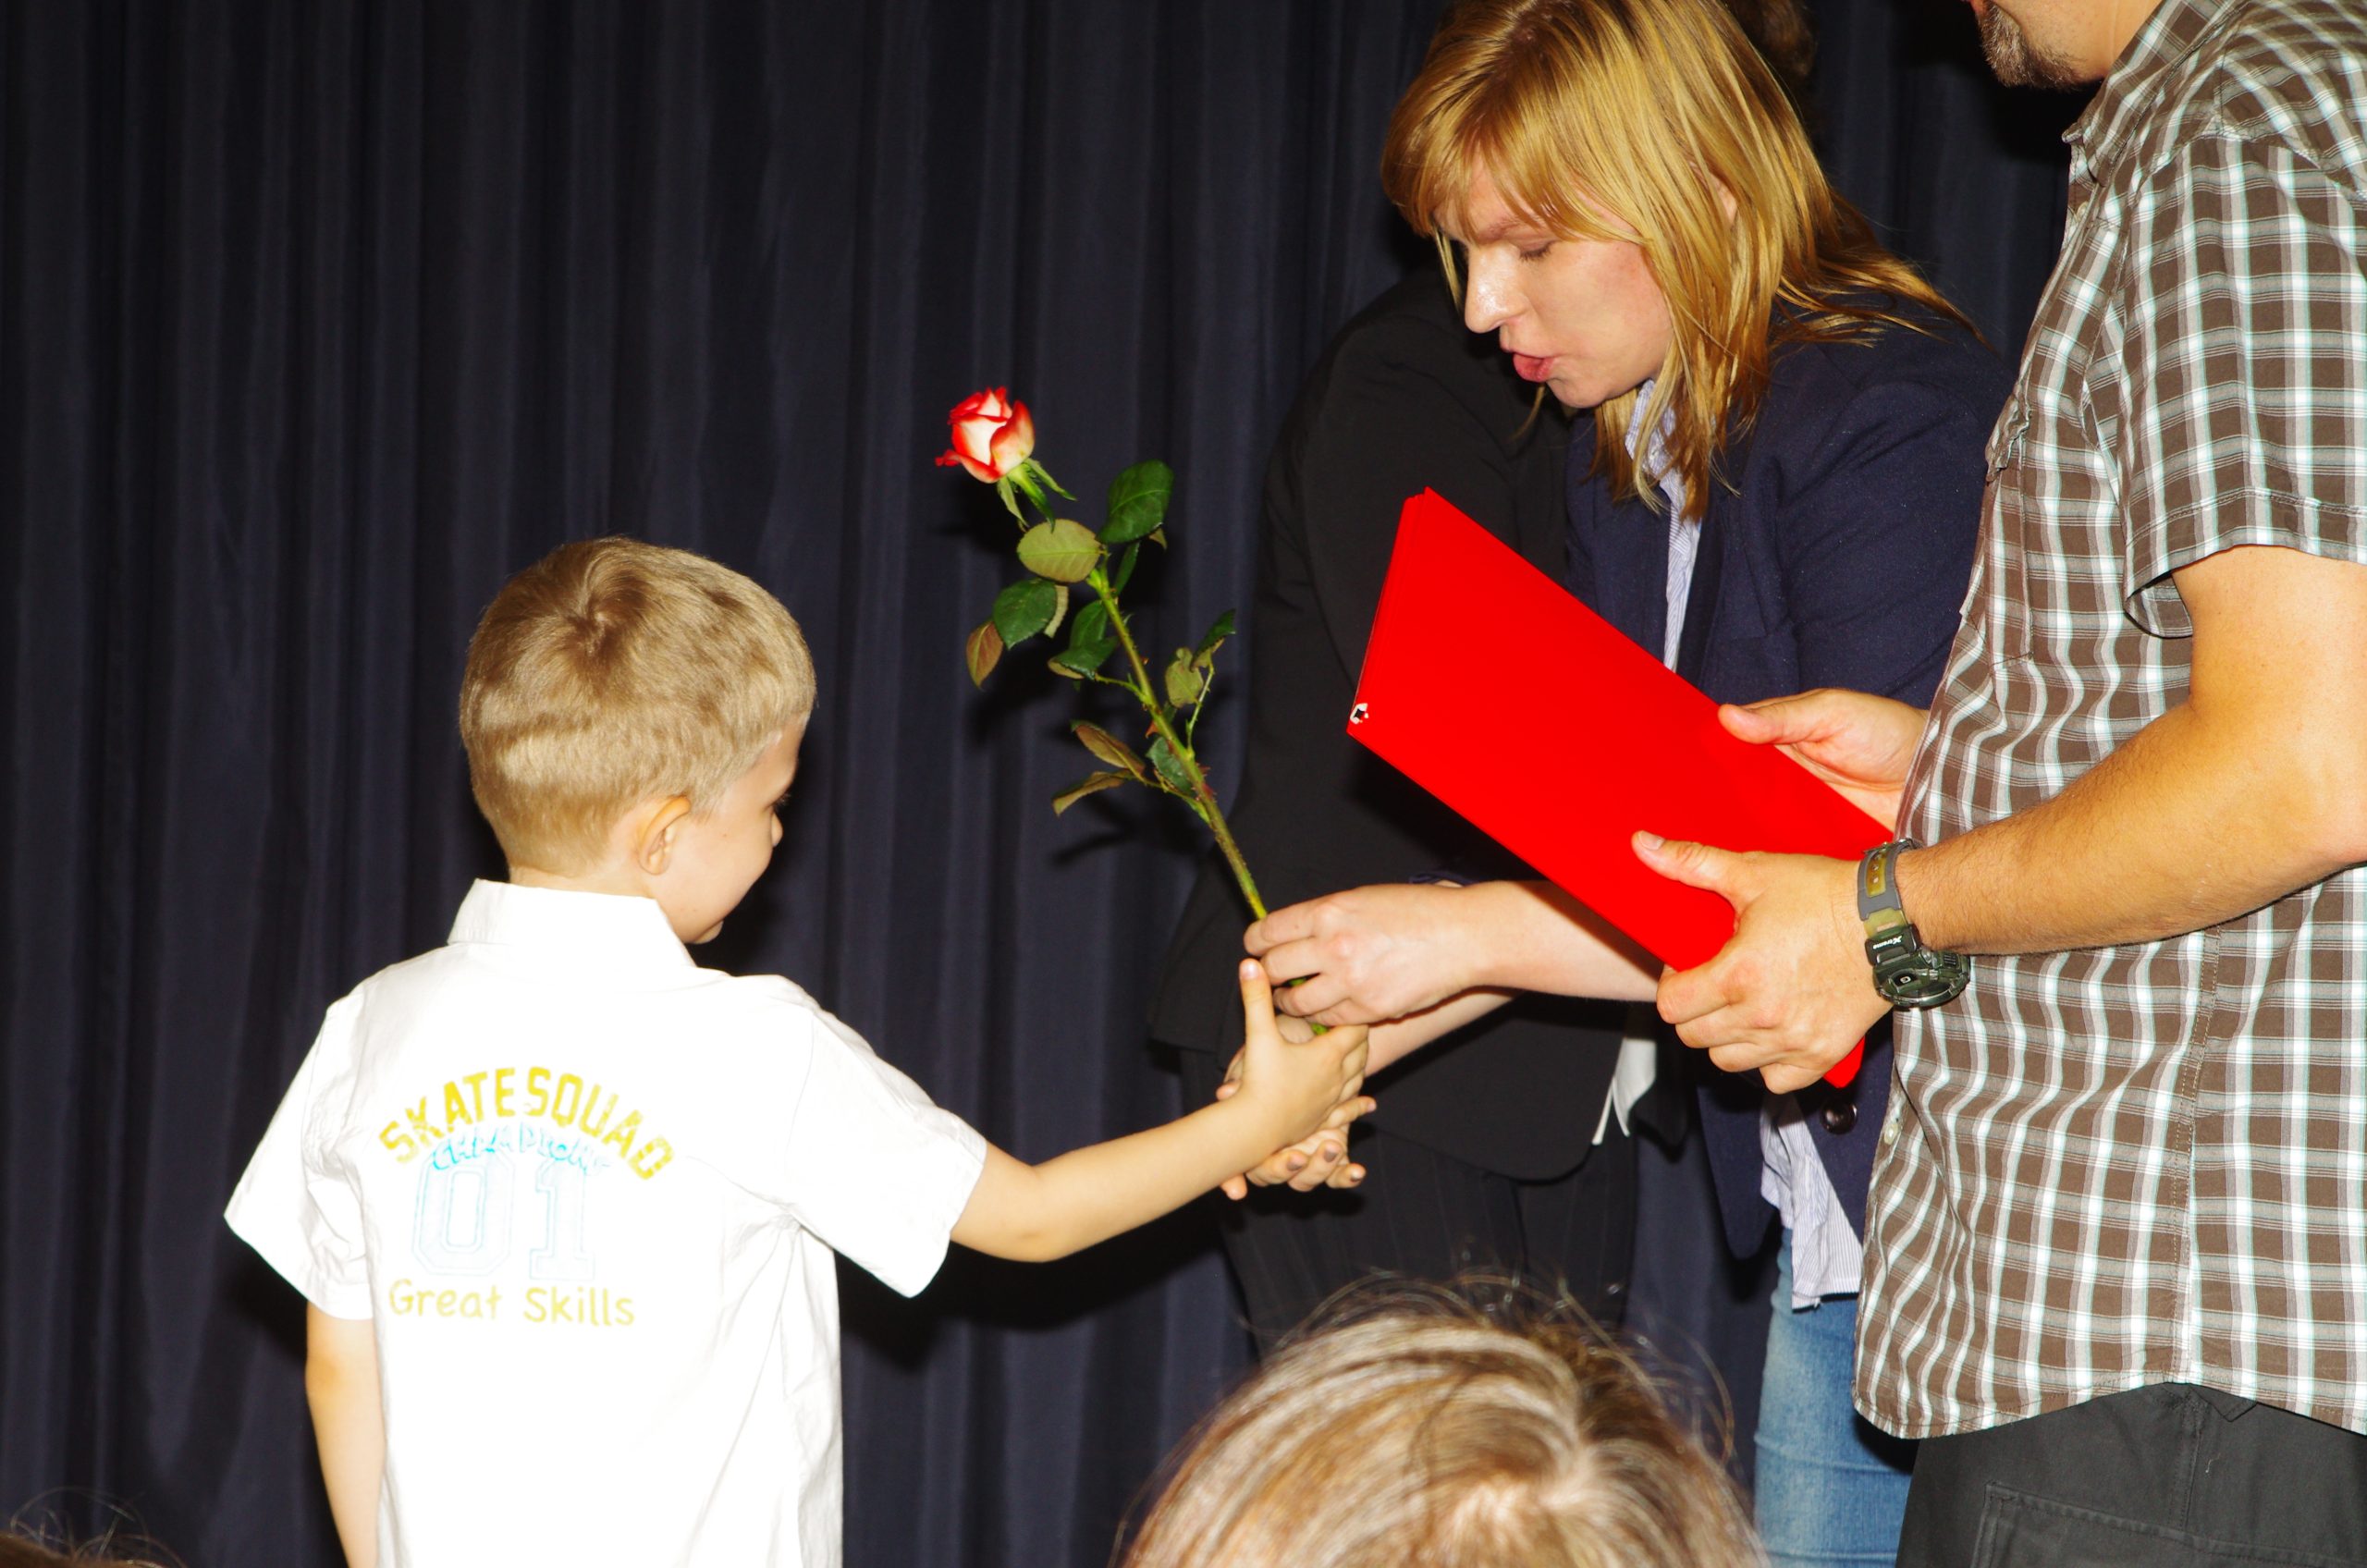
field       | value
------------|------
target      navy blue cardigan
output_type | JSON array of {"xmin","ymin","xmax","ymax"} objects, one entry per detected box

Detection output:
[{"xmin": 1564, "ymin": 305, "xmax": 2008, "ymax": 1256}]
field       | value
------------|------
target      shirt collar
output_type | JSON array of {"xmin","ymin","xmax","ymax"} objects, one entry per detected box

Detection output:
[
  {"xmin": 447, "ymin": 879, "xmax": 696, "ymax": 973},
  {"xmin": 1622, "ymin": 378, "xmax": 1693, "ymax": 524},
  {"xmin": 2065, "ymin": 0, "xmax": 2233, "ymax": 170}
]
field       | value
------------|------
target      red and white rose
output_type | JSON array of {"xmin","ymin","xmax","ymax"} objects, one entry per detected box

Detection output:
[{"xmin": 935, "ymin": 387, "xmax": 1036, "ymax": 483}]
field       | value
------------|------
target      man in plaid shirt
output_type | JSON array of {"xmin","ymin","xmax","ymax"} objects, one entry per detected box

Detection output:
[{"xmin": 1628, "ymin": 0, "xmax": 2367, "ymax": 1560}]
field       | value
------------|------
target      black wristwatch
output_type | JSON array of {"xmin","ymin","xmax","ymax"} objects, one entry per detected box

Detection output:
[{"xmin": 1857, "ymin": 839, "xmax": 1969, "ymax": 1009}]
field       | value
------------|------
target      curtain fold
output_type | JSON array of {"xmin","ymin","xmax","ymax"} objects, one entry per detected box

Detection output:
[{"xmin": 0, "ymin": 3, "xmax": 2066, "ymax": 1562}]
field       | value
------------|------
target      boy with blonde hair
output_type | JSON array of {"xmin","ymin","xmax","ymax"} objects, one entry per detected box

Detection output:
[{"xmin": 226, "ymin": 537, "xmax": 1368, "ymax": 1568}]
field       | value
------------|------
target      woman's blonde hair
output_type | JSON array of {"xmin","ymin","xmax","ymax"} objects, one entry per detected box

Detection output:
[
  {"xmin": 459, "ymin": 537, "xmax": 815, "ymax": 874},
  {"xmin": 1118, "ymin": 1282, "xmax": 1764, "ymax": 1568},
  {"xmin": 1382, "ymin": 0, "xmax": 1968, "ymax": 517}
]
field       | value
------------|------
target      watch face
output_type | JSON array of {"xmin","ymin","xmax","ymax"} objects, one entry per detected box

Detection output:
[
  {"xmin": 1878, "ymin": 952, "xmax": 1972, "ymax": 1009},
  {"xmin": 1883, "ymin": 969, "xmax": 1959, "ymax": 1007},
  {"xmin": 1866, "ymin": 914, "xmax": 1969, "ymax": 1010}
]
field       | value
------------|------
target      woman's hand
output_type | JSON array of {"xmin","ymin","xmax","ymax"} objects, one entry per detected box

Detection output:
[
  {"xmin": 1719, "ymin": 689, "xmax": 1931, "ymax": 827},
  {"xmin": 1245, "ymin": 882, "xmax": 1490, "ymax": 1028}
]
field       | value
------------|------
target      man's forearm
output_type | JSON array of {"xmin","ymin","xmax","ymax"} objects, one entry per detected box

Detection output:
[
  {"xmin": 1904, "ymin": 696, "xmax": 2367, "ymax": 955},
  {"xmin": 1905, "ymin": 545, "xmax": 2367, "ymax": 954}
]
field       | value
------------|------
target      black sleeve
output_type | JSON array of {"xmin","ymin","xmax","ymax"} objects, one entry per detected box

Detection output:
[{"xmin": 1288, "ymin": 311, "xmax": 1539, "ymax": 680}]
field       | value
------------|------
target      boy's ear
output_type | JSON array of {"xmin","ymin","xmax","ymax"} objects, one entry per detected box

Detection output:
[{"xmin": 627, "ymin": 796, "xmax": 696, "ymax": 876}]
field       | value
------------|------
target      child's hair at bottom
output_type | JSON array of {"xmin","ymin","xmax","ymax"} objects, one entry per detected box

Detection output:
[
  {"xmin": 1118, "ymin": 1279, "xmax": 1765, "ymax": 1568},
  {"xmin": 0, "ymin": 1519, "xmax": 179, "ymax": 1568}
]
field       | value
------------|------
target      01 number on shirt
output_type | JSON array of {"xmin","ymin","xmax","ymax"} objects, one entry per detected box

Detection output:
[{"xmin": 411, "ymin": 1152, "xmax": 597, "ymax": 1280}]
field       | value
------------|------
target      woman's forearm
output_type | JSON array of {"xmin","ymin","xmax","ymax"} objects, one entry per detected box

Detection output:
[
  {"xmin": 1250, "ymin": 878, "xmax": 1657, "ymax": 1032},
  {"xmin": 1364, "ymin": 987, "xmax": 1518, "ymax": 1072},
  {"xmin": 1459, "ymin": 881, "xmax": 1659, "ymax": 1001}
]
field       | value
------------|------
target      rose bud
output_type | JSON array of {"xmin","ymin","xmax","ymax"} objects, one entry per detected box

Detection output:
[{"xmin": 935, "ymin": 387, "xmax": 1036, "ymax": 483}]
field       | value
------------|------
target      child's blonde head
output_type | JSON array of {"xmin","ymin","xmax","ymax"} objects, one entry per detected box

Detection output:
[
  {"xmin": 1121, "ymin": 1282, "xmax": 1761, "ymax": 1568},
  {"xmin": 459, "ymin": 537, "xmax": 815, "ymax": 875}
]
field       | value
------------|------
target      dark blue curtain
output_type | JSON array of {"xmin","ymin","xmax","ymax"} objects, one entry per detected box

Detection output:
[{"xmin": 0, "ymin": 2, "xmax": 2071, "ymax": 1563}]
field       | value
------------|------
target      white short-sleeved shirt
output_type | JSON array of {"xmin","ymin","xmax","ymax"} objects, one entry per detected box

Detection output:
[{"xmin": 226, "ymin": 880, "xmax": 987, "ymax": 1568}]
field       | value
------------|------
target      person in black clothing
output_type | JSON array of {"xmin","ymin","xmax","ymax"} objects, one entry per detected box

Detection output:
[{"xmin": 1147, "ymin": 269, "xmax": 1637, "ymax": 1348}]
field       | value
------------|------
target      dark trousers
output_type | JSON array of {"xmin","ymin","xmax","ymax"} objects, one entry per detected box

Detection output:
[
  {"xmin": 1180, "ymin": 1048, "xmax": 1637, "ymax": 1348},
  {"xmin": 1896, "ymin": 1381, "xmax": 2367, "ymax": 1567}
]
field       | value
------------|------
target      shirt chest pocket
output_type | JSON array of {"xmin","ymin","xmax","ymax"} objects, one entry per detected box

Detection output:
[{"xmin": 1987, "ymin": 395, "xmax": 2030, "ymax": 480}]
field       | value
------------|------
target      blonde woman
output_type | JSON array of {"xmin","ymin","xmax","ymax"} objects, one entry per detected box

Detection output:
[
  {"xmin": 1243, "ymin": 1, "xmax": 2009, "ymax": 1562},
  {"xmin": 1119, "ymin": 1283, "xmax": 1763, "ymax": 1568}
]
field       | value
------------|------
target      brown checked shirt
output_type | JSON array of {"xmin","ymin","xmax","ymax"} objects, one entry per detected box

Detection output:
[{"xmin": 1858, "ymin": 0, "xmax": 2367, "ymax": 1439}]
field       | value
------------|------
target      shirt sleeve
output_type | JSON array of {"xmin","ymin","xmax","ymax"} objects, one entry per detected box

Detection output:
[
  {"xmin": 223, "ymin": 998, "xmax": 374, "ymax": 1318},
  {"xmin": 2117, "ymin": 131, "xmax": 2367, "ymax": 634},
  {"xmin": 758, "ymin": 994, "xmax": 987, "ymax": 1297},
  {"xmin": 1289, "ymin": 310, "xmax": 1543, "ymax": 676}
]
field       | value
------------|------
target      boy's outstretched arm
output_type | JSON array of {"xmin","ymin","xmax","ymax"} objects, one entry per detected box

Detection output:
[
  {"xmin": 305, "ymin": 1305, "xmax": 383, "ymax": 1568},
  {"xmin": 950, "ymin": 961, "xmax": 1368, "ymax": 1263}
]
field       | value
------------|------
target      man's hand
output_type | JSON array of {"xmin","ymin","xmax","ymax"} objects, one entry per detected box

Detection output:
[
  {"xmin": 1245, "ymin": 883, "xmax": 1486, "ymax": 1026},
  {"xmin": 1633, "ymin": 833, "xmax": 1889, "ymax": 1092},
  {"xmin": 1719, "ymin": 689, "xmax": 1931, "ymax": 827}
]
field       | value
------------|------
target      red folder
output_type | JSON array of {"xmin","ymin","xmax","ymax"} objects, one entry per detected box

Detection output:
[{"xmin": 1348, "ymin": 490, "xmax": 1879, "ymax": 1087}]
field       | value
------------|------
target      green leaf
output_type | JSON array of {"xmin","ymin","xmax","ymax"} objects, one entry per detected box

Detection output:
[
  {"xmin": 994, "ymin": 475, "xmax": 1024, "ymax": 523},
  {"xmin": 1103, "ymin": 460, "xmax": 1175, "ymax": 545},
  {"xmin": 1164, "ymin": 647, "xmax": 1208, "ymax": 707},
  {"xmin": 1050, "ymin": 641, "xmax": 1115, "ymax": 678},
  {"xmin": 1147, "ymin": 527, "xmax": 1167, "ymax": 549},
  {"xmin": 992, "ymin": 578, "xmax": 1058, "ymax": 645},
  {"xmin": 1147, "ymin": 735, "xmax": 1198, "ymax": 797},
  {"xmin": 1196, "ymin": 609, "xmax": 1236, "ymax": 660},
  {"xmin": 1044, "ymin": 582, "xmax": 1070, "ymax": 639},
  {"xmin": 1109, "ymin": 541, "xmax": 1142, "ymax": 594},
  {"xmin": 964, "ymin": 620, "xmax": 1003, "ymax": 687},
  {"xmin": 1049, "ymin": 639, "xmax": 1116, "ymax": 678},
  {"xmin": 1017, "ymin": 519, "xmax": 1100, "ymax": 583},
  {"xmin": 1072, "ymin": 721, "xmax": 1149, "ymax": 781},
  {"xmin": 1052, "ymin": 770, "xmax": 1132, "ymax": 815},
  {"xmin": 1067, "ymin": 599, "xmax": 1110, "ymax": 651}
]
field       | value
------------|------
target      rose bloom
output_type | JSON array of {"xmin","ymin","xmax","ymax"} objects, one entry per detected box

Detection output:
[{"xmin": 937, "ymin": 387, "xmax": 1036, "ymax": 482}]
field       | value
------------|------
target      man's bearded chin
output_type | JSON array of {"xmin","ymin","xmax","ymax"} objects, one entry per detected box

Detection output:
[{"xmin": 1979, "ymin": 5, "xmax": 2088, "ymax": 88}]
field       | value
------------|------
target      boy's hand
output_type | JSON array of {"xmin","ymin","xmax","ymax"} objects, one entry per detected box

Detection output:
[
  {"xmin": 1225, "ymin": 959, "xmax": 1369, "ymax": 1171},
  {"xmin": 1231, "ymin": 951, "xmax": 1363, "ymax": 1136}
]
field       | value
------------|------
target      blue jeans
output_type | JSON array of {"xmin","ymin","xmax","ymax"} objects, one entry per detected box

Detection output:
[{"xmin": 1754, "ymin": 1231, "xmax": 1917, "ymax": 1567}]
